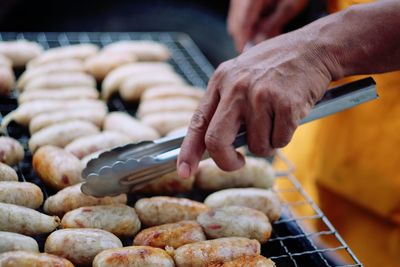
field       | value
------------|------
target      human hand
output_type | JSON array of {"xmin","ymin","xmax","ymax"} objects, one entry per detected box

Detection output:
[
  {"xmin": 228, "ymin": 0, "xmax": 309, "ymax": 52},
  {"xmin": 177, "ymin": 29, "xmax": 337, "ymax": 178}
]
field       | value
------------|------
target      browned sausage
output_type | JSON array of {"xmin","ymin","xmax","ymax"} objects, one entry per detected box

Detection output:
[
  {"xmin": 133, "ymin": 220, "xmax": 205, "ymax": 249},
  {"xmin": 0, "ymin": 136, "xmax": 24, "ymax": 166},
  {"xmin": 0, "ymin": 181, "xmax": 43, "ymax": 209},
  {"xmin": 0, "ymin": 251, "xmax": 74, "ymax": 267}
]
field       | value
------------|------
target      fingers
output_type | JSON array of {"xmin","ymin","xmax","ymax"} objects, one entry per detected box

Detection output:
[
  {"xmin": 254, "ymin": 0, "xmax": 309, "ymax": 41},
  {"xmin": 204, "ymin": 95, "xmax": 245, "ymax": 171},
  {"xmin": 270, "ymin": 99, "xmax": 299, "ymax": 149},
  {"xmin": 246, "ymin": 87, "xmax": 274, "ymax": 157},
  {"xmin": 228, "ymin": 0, "xmax": 273, "ymax": 52},
  {"xmin": 177, "ymin": 75, "xmax": 220, "ymax": 178}
]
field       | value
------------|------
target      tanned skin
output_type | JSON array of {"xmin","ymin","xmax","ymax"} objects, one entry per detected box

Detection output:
[{"xmin": 177, "ymin": 0, "xmax": 400, "ymax": 177}]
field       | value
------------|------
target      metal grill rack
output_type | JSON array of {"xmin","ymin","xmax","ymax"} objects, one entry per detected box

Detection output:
[{"xmin": 0, "ymin": 32, "xmax": 362, "ymax": 267}]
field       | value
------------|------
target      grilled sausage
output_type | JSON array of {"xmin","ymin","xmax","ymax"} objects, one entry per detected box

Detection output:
[
  {"xmin": 2, "ymin": 99, "xmax": 106, "ymax": 127},
  {"xmin": 137, "ymin": 97, "xmax": 199, "ymax": 118},
  {"xmin": 45, "ymin": 228, "xmax": 123, "ymax": 266},
  {"xmin": 64, "ymin": 131, "xmax": 131, "ymax": 159},
  {"xmin": 24, "ymin": 72, "xmax": 96, "ymax": 91},
  {"xmin": 103, "ymin": 40, "xmax": 170, "ymax": 61},
  {"xmin": 33, "ymin": 146, "xmax": 83, "ymax": 190},
  {"xmin": 136, "ymin": 171, "xmax": 194, "ymax": 195},
  {"xmin": 80, "ymin": 149, "xmax": 106, "ymax": 167},
  {"xmin": 173, "ymin": 237, "xmax": 261, "ymax": 267},
  {"xmin": 0, "ymin": 231, "xmax": 39, "ymax": 253},
  {"xmin": 93, "ymin": 246, "xmax": 175, "ymax": 267},
  {"xmin": 0, "ymin": 136, "xmax": 24, "ymax": 166},
  {"xmin": 133, "ymin": 220, "xmax": 205, "ymax": 249},
  {"xmin": 135, "ymin": 196, "xmax": 209, "ymax": 226},
  {"xmin": 29, "ymin": 120, "xmax": 100, "ymax": 152},
  {"xmin": 142, "ymin": 84, "xmax": 204, "ymax": 101},
  {"xmin": 61, "ymin": 204, "xmax": 141, "ymax": 237},
  {"xmin": 207, "ymin": 255, "xmax": 276, "ymax": 267},
  {"xmin": 84, "ymin": 51, "xmax": 137, "ymax": 80},
  {"xmin": 197, "ymin": 206, "xmax": 272, "ymax": 243},
  {"xmin": 101, "ymin": 62, "xmax": 173, "ymax": 99},
  {"xmin": 29, "ymin": 108, "xmax": 106, "ymax": 134},
  {"xmin": 119, "ymin": 71, "xmax": 185, "ymax": 101},
  {"xmin": 0, "ymin": 251, "xmax": 74, "ymax": 267},
  {"xmin": 18, "ymin": 86, "xmax": 99, "ymax": 104},
  {"xmin": 0, "ymin": 181, "xmax": 43, "ymax": 209},
  {"xmin": 0, "ymin": 203, "xmax": 60, "ymax": 235},
  {"xmin": 17, "ymin": 59, "xmax": 84, "ymax": 89},
  {"xmin": 142, "ymin": 111, "xmax": 193, "ymax": 135},
  {"xmin": 0, "ymin": 66, "xmax": 15, "ymax": 96},
  {"xmin": 27, "ymin": 43, "xmax": 99, "ymax": 68},
  {"xmin": 204, "ymin": 188, "xmax": 281, "ymax": 222},
  {"xmin": 195, "ymin": 157, "xmax": 275, "ymax": 191},
  {"xmin": 0, "ymin": 162, "xmax": 18, "ymax": 181},
  {"xmin": 0, "ymin": 40, "xmax": 43, "ymax": 67},
  {"xmin": 44, "ymin": 182, "xmax": 127, "ymax": 216},
  {"xmin": 103, "ymin": 111, "xmax": 160, "ymax": 141}
]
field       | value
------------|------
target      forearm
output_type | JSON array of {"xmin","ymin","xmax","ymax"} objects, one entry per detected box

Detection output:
[{"xmin": 302, "ymin": 0, "xmax": 400, "ymax": 80}]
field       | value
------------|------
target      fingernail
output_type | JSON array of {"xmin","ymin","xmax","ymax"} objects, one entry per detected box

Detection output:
[{"xmin": 178, "ymin": 162, "xmax": 191, "ymax": 179}]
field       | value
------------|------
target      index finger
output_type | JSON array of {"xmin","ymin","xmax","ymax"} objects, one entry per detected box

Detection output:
[{"xmin": 177, "ymin": 78, "xmax": 220, "ymax": 178}]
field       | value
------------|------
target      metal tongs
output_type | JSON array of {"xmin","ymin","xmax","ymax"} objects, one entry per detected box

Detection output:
[{"xmin": 81, "ymin": 77, "xmax": 377, "ymax": 197}]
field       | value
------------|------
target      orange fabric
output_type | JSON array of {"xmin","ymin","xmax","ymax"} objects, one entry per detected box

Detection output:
[{"xmin": 284, "ymin": 0, "xmax": 400, "ymax": 222}]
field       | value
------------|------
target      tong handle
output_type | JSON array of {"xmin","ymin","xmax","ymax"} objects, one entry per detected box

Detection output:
[{"xmin": 233, "ymin": 77, "xmax": 377, "ymax": 148}]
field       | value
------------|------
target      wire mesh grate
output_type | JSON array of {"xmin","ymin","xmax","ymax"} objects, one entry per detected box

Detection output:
[{"xmin": 0, "ymin": 32, "xmax": 362, "ymax": 267}]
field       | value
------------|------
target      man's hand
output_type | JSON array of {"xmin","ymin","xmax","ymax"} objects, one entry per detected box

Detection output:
[
  {"xmin": 228, "ymin": 0, "xmax": 309, "ymax": 52},
  {"xmin": 177, "ymin": 29, "xmax": 334, "ymax": 178}
]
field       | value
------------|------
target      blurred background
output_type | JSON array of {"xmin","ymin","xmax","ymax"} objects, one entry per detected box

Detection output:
[{"xmin": 0, "ymin": 0, "xmax": 326, "ymax": 67}]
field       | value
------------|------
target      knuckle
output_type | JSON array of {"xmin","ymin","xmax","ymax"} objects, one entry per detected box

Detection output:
[
  {"xmin": 189, "ymin": 110, "xmax": 209, "ymax": 133},
  {"xmin": 204, "ymin": 132, "xmax": 222, "ymax": 154}
]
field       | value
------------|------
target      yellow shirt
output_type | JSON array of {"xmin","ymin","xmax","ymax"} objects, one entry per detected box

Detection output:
[{"xmin": 283, "ymin": 0, "xmax": 400, "ymax": 222}]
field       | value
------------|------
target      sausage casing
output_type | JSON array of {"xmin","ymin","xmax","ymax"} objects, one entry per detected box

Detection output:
[
  {"xmin": 3, "ymin": 98, "xmax": 106, "ymax": 127},
  {"xmin": 29, "ymin": 107, "xmax": 106, "ymax": 134},
  {"xmin": 0, "ymin": 66, "xmax": 15, "ymax": 96},
  {"xmin": 197, "ymin": 206, "xmax": 272, "ymax": 243},
  {"xmin": 204, "ymin": 188, "xmax": 281, "ymax": 222},
  {"xmin": 45, "ymin": 228, "xmax": 122, "ymax": 266},
  {"xmin": 17, "ymin": 59, "xmax": 84, "ymax": 89},
  {"xmin": 24, "ymin": 72, "xmax": 96, "ymax": 91},
  {"xmin": 0, "ymin": 181, "xmax": 43, "ymax": 209},
  {"xmin": 134, "ymin": 196, "xmax": 209, "ymax": 226},
  {"xmin": 0, "ymin": 136, "xmax": 24, "ymax": 166},
  {"xmin": 103, "ymin": 111, "xmax": 160, "ymax": 142},
  {"xmin": 133, "ymin": 220, "xmax": 205, "ymax": 249},
  {"xmin": 142, "ymin": 111, "xmax": 193, "ymax": 136},
  {"xmin": 44, "ymin": 182, "xmax": 127, "ymax": 216},
  {"xmin": 103, "ymin": 40, "xmax": 170, "ymax": 61},
  {"xmin": 173, "ymin": 237, "xmax": 261, "ymax": 267},
  {"xmin": 0, "ymin": 251, "xmax": 74, "ymax": 267},
  {"xmin": 141, "ymin": 84, "xmax": 204, "ymax": 101},
  {"xmin": 0, "ymin": 231, "xmax": 39, "ymax": 253},
  {"xmin": 0, "ymin": 203, "xmax": 60, "ymax": 235},
  {"xmin": 27, "ymin": 43, "xmax": 99, "ymax": 68},
  {"xmin": 0, "ymin": 162, "xmax": 18, "ymax": 181},
  {"xmin": 84, "ymin": 52, "xmax": 137, "ymax": 80},
  {"xmin": 119, "ymin": 71, "xmax": 185, "ymax": 101},
  {"xmin": 101, "ymin": 62, "xmax": 172, "ymax": 99},
  {"xmin": 64, "ymin": 131, "xmax": 130, "ymax": 159},
  {"xmin": 136, "ymin": 171, "xmax": 194, "ymax": 195},
  {"xmin": 137, "ymin": 97, "xmax": 199, "ymax": 118},
  {"xmin": 33, "ymin": 146, "xmax": 83, "ymax": 190},
  {"xmin": 61, "ymin": 204, "xmax": 141, "ymax": 236},
  {"xmin": 28, "ymin": 120, "xmax": 100, "ymax": 152},
  {"xmin": 0, "ymin": 40, "xmax": 43, "ymax": 67},
  {"xmin": 93, "ymin": 246, "xmax": 175, "ymax": 267},
  {"xmin": 207, "ymin": 255, "xmax": 276, "ymax": 267},
  {"xmin": 18, "ymin": 86, "xmax": 99, "ymax": 104},
  {"xmin": 195, "ymin": 157, "xmax": 275, "ymax": 191}
]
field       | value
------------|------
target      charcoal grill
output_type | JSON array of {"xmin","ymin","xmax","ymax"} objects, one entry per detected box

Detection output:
[{"xmin": 0, "ymin": 32, "xmax": 363, "ymax": 267}]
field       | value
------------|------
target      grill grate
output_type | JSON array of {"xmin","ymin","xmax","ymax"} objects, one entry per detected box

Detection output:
[{"xmin": 0, "ymin": 32, "xmax": 362, "ymax": 267}]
